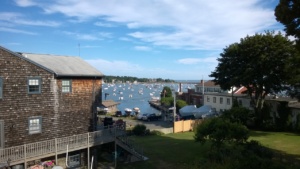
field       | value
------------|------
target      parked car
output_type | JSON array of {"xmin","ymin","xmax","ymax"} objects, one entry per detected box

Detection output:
[
  {"xmin": 115, "ymin": 111, "xmax": 122, "ymax": 117},
  {"xmin": 142, "ymin": 113, "xmax": 159, "ymax": 121},
  {"xmin": 137, "ymin": 113, "xmax": 147, "ymax": 120},
  {"xmin": 169, "ymin": 115, "xmax": 181, "ymax": 122}
]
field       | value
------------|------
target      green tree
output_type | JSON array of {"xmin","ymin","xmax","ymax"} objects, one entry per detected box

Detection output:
[
  {"xmin": 221, "ymin": 107, "xmax": 251, "ymax": 126},
  {"xmin": 194, "ymin": 118, "xmax": 249, "ymax": 148},
  {"xmin": 176, "ymin": 99, "xmax": 187, "ymax": 110},
  {"xmin": 160, "ymin": 86, "xmax": 172, "ymax": 98},
  {"xmin": 275, "ymin": 0, "xmax": 300, "ymax": 50},
  {"xmin": 160, "ymin": 97, "xmax": 174, "ymax": 107},
  {"xmin": 210, "ymin": 31, "xmax": 299, "ymax": 126}
]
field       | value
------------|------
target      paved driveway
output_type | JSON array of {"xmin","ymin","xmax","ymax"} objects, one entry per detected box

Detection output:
[{"xmin": 99, "ymin": 115, "xmax": 173, "ymax": 131}]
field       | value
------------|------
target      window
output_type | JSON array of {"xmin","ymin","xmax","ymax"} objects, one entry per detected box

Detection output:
[
  {"xmin": 0, "ymin": 77, "xmax": 2, "ymax": 99},
  {"xmin": 28, "ymin": 117, "xmax": 42, "ymax": 134},
  {"xmin": 207, "ymin": 96, "xmax": 210, "ymax": 102},
  {"xmin": 227, "ymin": 98, "xmax": 231, "ymax": 105},
  {"xmin": 220, "ymin": 97, "xmax": 223, "ymax": 104},
  {"xmin": 68, "ymin": 154, "xmax": 81, "ymax": 168},
  {"xmin": 28, "ymin": 77, "xmax": 41, "ymax": 94},
  {"xmin": 213, "ymin": 97, "xmax": 216, "ymax": 103},
  {"xmin": 239, "ymin": 100, "xmax": 242, "ymax": 106},
  {"xmin": 62, "ymin": 80, "xmax": 72, "ymax": 93}
]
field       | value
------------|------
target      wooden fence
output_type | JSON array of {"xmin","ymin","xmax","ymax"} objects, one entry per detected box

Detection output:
[{"xmin": 173, "ymin": 119, "xmax": 203, "ymax": 133}]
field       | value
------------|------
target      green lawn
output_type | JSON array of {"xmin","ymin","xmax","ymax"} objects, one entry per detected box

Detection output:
[
  {"xmin": 249, "ymin": 130, "xmax": 300, "ymax": 156},
  {"xmin": 119, "ymin": 131, "xmax": 300, "ymax": 169}
]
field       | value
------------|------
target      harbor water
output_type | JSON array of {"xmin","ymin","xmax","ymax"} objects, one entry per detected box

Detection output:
[{"xmin": 101, "ymin": 83, "xmax": 196, "ymax": 115}]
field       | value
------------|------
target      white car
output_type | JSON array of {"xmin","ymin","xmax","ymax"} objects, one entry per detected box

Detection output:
[{"xmin": 137, "ymin": 113, "xmax": 147, "ymax": 120}]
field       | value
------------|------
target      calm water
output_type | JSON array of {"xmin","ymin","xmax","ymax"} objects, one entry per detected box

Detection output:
[{"xmin": 102, "ymin": 83, "xmax": 196, "ymax": 115}]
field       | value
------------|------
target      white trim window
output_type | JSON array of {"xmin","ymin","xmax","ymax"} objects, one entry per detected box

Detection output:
[
  {"xmin": 62, "ymin": 80, "xmax": 72, "ymax": 93},
  {"xmin": 227, "ymin": 98, "xmax": 231, "ymax": 105},
  {"xmin": 28, "ymin": 117, "xmax": 42, "ymax": 134},
  {"xmin": 220, "ymin": 97, "xmax": 223, "ymax": 104},
  {"xmin": 28, "ymin": 77, "xmax": 41, "ymax": 94},
  {"xmin": 68, "ymin": 154, "xmax": 81, "ymax": 167},
  {"xmin": 0, "ymin": 77, "xmax": 3, "ymax": 99}
]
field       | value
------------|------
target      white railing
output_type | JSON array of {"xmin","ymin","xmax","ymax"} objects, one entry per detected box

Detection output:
[{"xmin": 0, "ymin": 124, "xmax": 126, "ymax": 165}]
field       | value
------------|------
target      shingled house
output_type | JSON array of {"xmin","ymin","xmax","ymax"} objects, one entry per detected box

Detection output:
[{"xmin": 0, "ymin": 46, "xmax": 103, "ymax": 148}]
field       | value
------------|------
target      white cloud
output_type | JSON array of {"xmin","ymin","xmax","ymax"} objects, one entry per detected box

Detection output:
[
  {"xmin": 61, "ymin": 31, "xmax": 112, "ymax": 41},
  {"xmin": 14, "ymin": 0, "xmax": 37, "ymax": 7},
  {"xmin": 94, "ymin": 22, "xmax": 115, "ymax": 27},
  {"xmin": 85, "ymin": 59, "xmax": 143, "ymax": 76},
  {"xmin": 0, "ymin": 12, "xmax": 61, "ymax": 27},
  {"xmin": 134, "ymin": 46, "xmax": 152, "ymax": 51},
  {"xmin": 177, "ymin": 58, "xmax": 202, "ymax": 65},
  {"xmin": 0, "ymin": 27, "xmax": 37, "ymax": 35},
  {"xmin": 28, "ymin": 0, "xmax": 278, "ymax": 50}
]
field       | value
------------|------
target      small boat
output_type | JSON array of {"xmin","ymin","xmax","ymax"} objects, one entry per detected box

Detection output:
[
  {"xmin": 124, "ymin": 108, "xmax": 132, "ymax": 116},
  {"xmin": 133, "ymin": 107, "xmax": 140, "ymax": 115}
]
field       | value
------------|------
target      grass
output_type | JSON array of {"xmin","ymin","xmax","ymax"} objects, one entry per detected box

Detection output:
[
  {"xmin": 249, "ymin": 130, "xmax": 300, "ymax": 157},
  {"xmin": 118, "ymin": 131, "xmax": 300, "ymax": 169}
]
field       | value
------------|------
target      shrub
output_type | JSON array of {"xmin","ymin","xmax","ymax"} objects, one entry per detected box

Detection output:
[
  {"xmin": 194, "ymin": 118, "xmax": 249, "ymax": 148},
  {"xmin": 132, "ymin": 124, "xmax": 147, "ymax": 136},
  {"xmin": 150, "ymin": 130, "xmax": 164, "ymax": 136},
  {"xmin": 221, "ymin": 107, "xmax": 251, "ymax": 126},
  {"xmin": 295, "ymin": 114, "xmax": 300, "ymax": 132}
]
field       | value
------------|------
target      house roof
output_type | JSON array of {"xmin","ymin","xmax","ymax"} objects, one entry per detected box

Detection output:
[
  {"xmin": 199, "ymin": 80, "xmax": 219, "ymax": 87},
  {"xmin": 101, "ymin": 100, "xmax": 120, "ymax": 107},
  {"xmin": 20, "ymin": 53, "xmax": 103, "ymax": 77}
]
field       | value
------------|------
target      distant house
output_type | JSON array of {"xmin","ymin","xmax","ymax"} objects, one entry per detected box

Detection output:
[
  {"xmin": 203, "ymin": 93, "xmax": 250, "ymax": 112},
  {"xmin": 178, "ymin": 80, "xmax": 247, "ymax": 107},
  {"xmin": 0, "ymin": 46, "xmax": 103, "ymax": 148},
  {"xmin": 97, "ymin": 100, "xmax": 120, "ymax": 114}
]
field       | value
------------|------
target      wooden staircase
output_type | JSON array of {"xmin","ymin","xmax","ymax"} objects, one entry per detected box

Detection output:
[{"xmin": 116, "ymin": 135, "xmax": 148, "ymax": 161}]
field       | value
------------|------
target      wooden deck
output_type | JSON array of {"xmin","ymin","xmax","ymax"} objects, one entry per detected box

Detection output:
[{"xmin": 0, "ymin": 125, "xmax": 126, "ymax": 167}]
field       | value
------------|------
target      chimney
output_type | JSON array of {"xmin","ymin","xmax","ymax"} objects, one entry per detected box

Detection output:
[{"xmin": 179, "ymin": 83, "xmax": 182, "ymax": 92}]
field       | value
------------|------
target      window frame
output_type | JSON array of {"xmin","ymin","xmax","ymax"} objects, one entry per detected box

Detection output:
[
  {"xmin": 227, "ymin": 98, "xmax": 231, "ymax": 105},
  {"xmin": 62, "ymin": 79, "xmax": 72, "ymax": 93},
  {"xmin": 27, "ymin": 77, "xmax": 42, "ymax": 94},
  {"xmin": 220, "ymin": 97, "xmax": 223, "ymax": 104},
  {"xmin": 28, "ymin": 116, "xmax": 42, "ymax": 134},
  {"xmin": 213, "ymin": 97, "xmax": 216, "ymax": 103},
  {"xmin": 207, "ymin": 96, "xmax": 210, "ymax": 102},
  {"xmin": 0, "ymin": 77, "xmax": 3, "ymax": 99},
  {"xmin": 68, "ymin": 154, "xmax": 81, "ymax": 168}
]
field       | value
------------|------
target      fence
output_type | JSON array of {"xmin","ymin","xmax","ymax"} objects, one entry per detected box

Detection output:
[{"xmin": 173, "ymin": 119, "xmax": 203, "ymax": 133}]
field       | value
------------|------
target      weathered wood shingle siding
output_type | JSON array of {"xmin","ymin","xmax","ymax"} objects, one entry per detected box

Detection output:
[{"xmin": 0, "ymin": 48, "xmax": 102, "ymax": 148}]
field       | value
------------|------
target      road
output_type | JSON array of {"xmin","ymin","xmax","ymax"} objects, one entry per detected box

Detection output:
[{"xmin": 99, "ymin": 115, "xmax": 173, "ymax": 131}]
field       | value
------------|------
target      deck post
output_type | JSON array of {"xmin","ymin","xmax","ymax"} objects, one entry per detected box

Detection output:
[
  {"xmin": 24, "ymin": 144, "xmax": 27, "ymax": 169},
  {"xmin": 87, "ymin": 133, "xmax": 90, "ymax": 169},
  {"xmin": 55, "ymin": 138, "xmax": 58, "ymax": 165},
  {"xmin": 114, "ymin": 126, "xmax": 117, "ymax": 169}
]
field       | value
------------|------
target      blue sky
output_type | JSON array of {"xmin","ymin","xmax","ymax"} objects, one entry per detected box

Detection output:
[{"xmin": 0, "ymin": 0, "xmax": 284, "ymax": 80}]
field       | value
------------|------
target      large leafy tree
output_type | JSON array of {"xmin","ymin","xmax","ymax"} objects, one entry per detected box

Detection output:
[
  {"xmin": 275, "ymin": 0, "xmax": 300, "ymax": 50},
  {"xmin": 160, "ymin": 86, "xmax": 172, "ymax": 98},
  {"xmin": 275, "ymin": 0, "xmax": 300, "ymax": 100},
  {"xmin": 210, "ymin": 32, "xmax": 299, "ymax": 124}
]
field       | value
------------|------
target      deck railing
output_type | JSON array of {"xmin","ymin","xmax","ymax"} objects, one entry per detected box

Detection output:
[{"xmin": 0, "ymin": 124, "xmax": 126, "ymax": 166}]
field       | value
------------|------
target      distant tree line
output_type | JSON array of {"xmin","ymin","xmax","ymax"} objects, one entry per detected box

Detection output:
[{"xmin": 104, "ymin": 75, "xmax": 175, "ymax": 83}]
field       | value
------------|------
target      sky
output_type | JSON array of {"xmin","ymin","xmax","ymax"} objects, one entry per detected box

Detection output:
[{"xmin": 0, "ymin": 0, "xmax": 284, "ymax": 80}]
